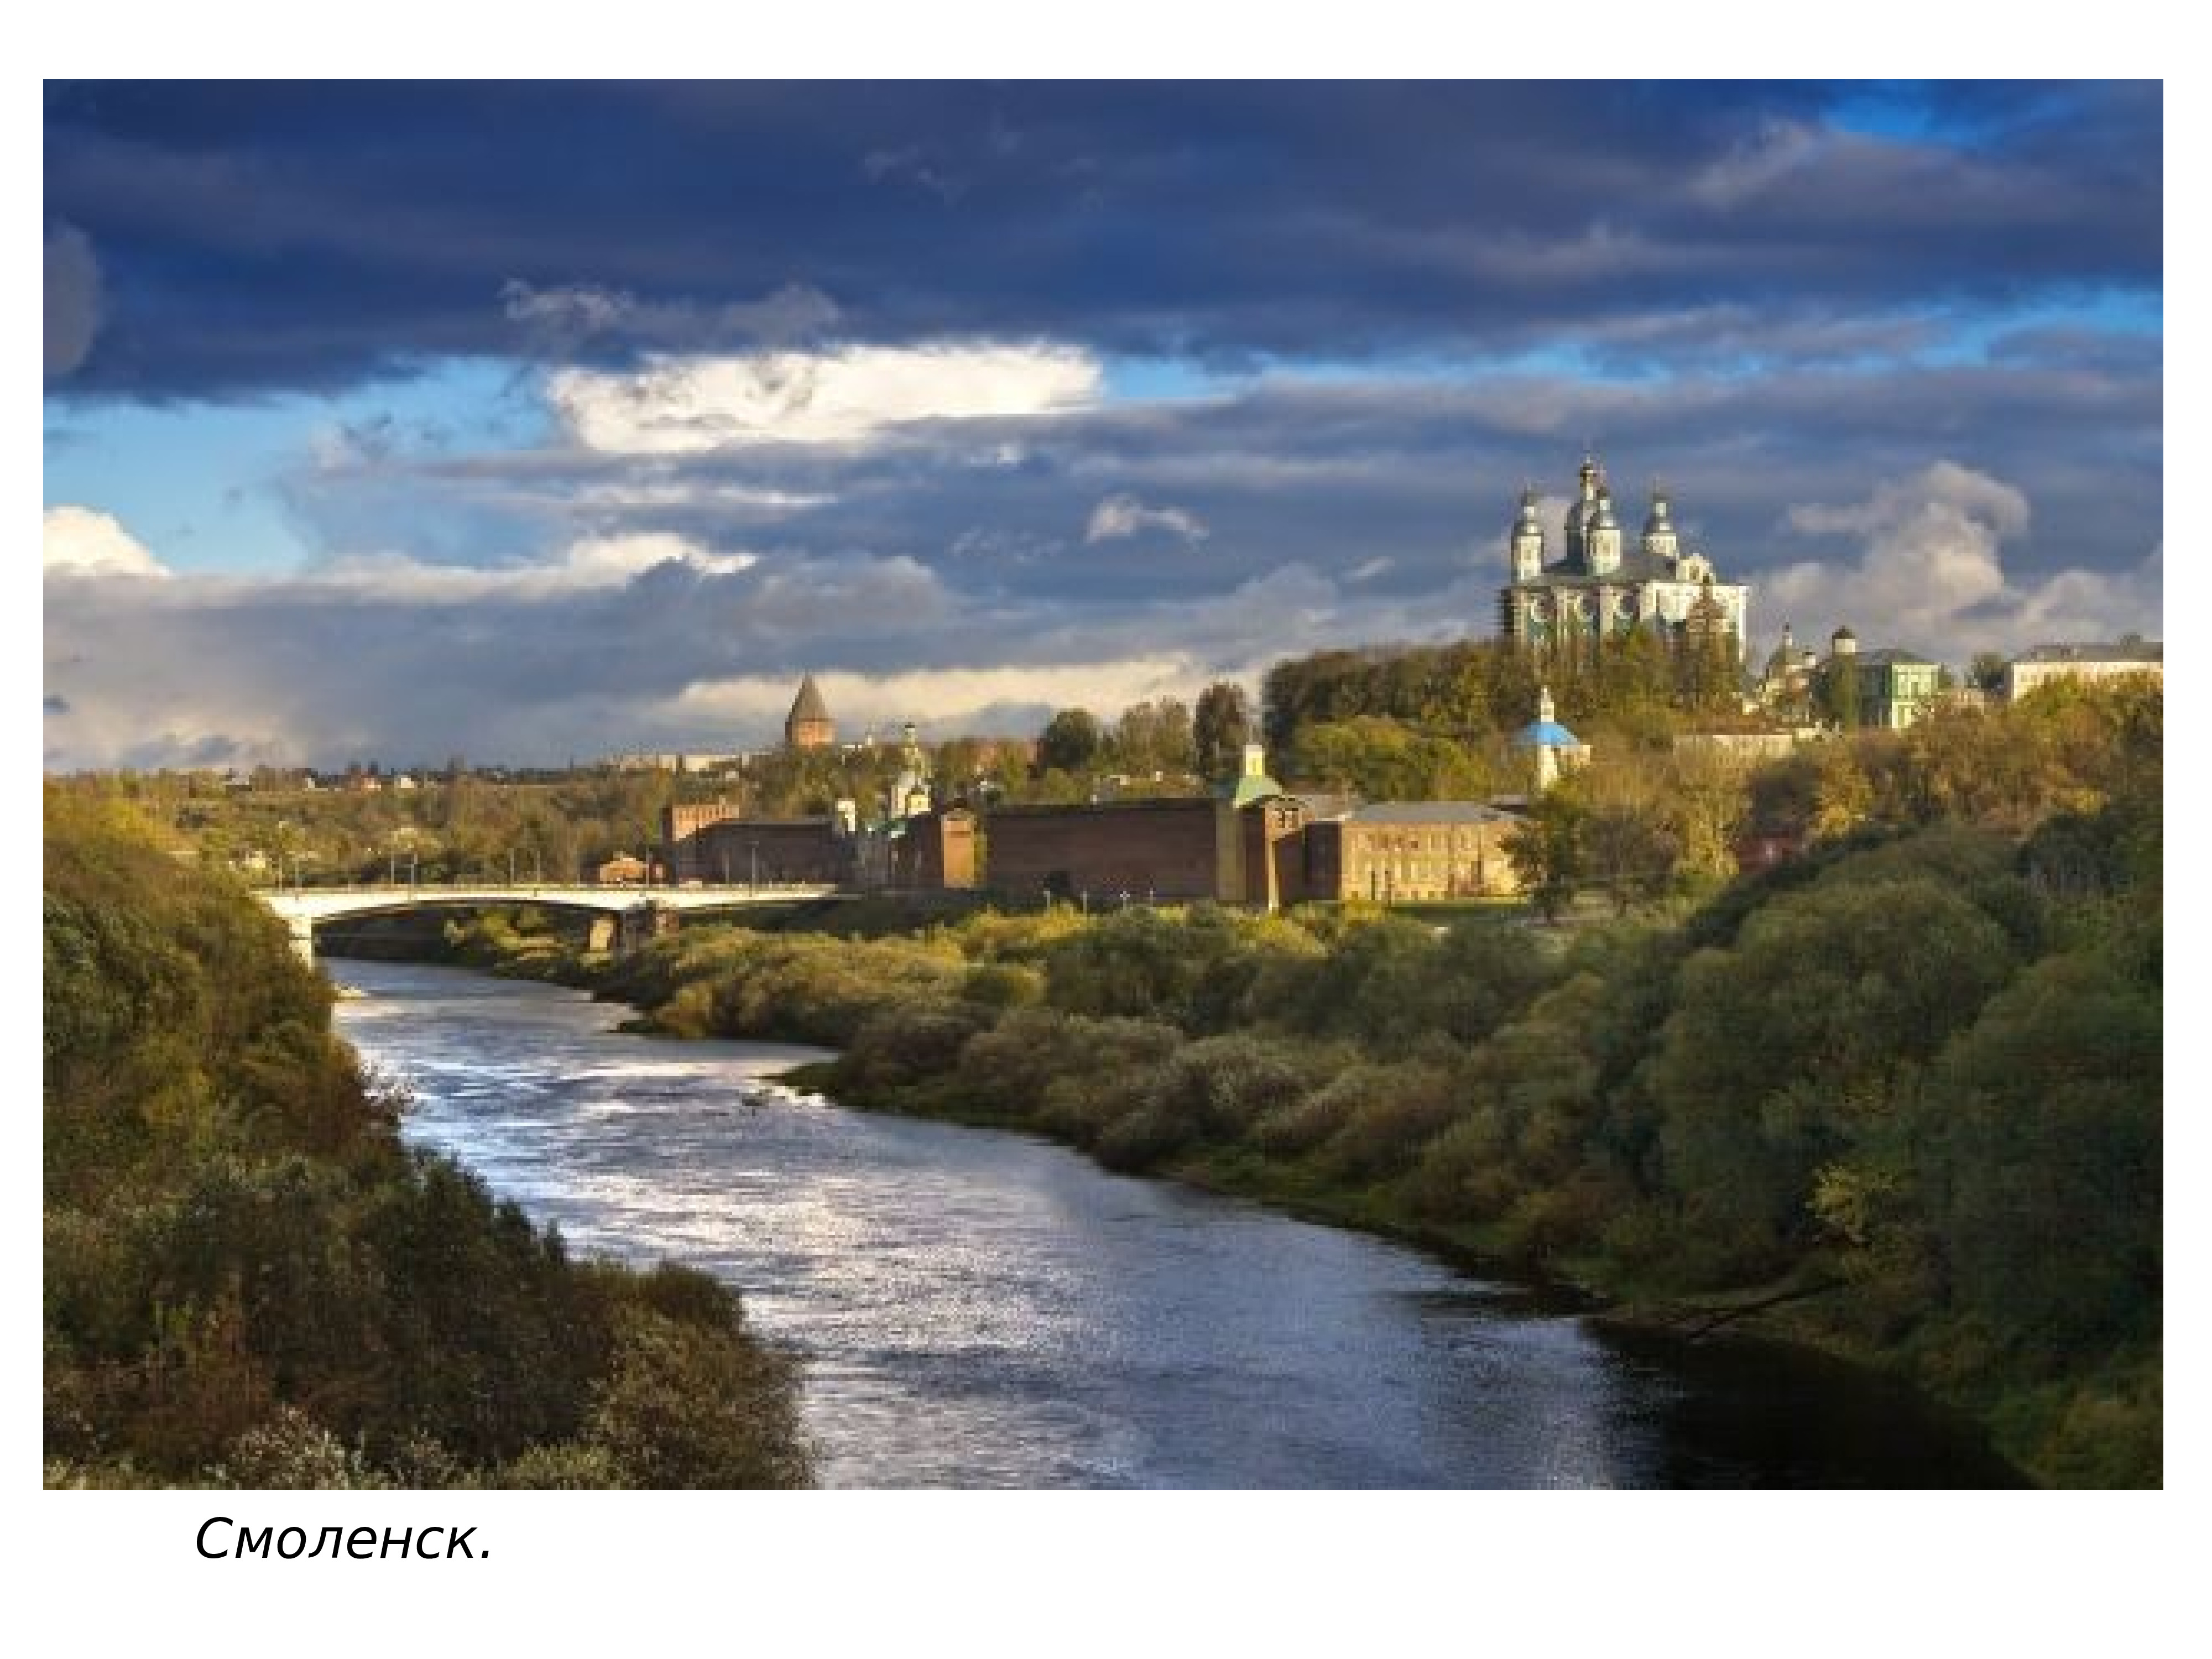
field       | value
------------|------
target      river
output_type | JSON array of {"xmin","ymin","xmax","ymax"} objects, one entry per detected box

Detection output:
[{"xmin": 332, "ymin": 958, "xmax": 2017, "ymax": 1488}]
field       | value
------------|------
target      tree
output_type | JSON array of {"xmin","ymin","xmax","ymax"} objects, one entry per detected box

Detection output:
[
  {"xmin": 1193, "ymin": 682, "xmax": 1254, "ymax": 780},
  {"xmin": 1671, "ymin": 598, "xmax": 1741, "ymax": 714},
  {"xmin": 1911, "ymin": 945, "xmax": 2159, "ymax": 1353},
  {"xmin": 1968, "ymin": 652, "xmax": 2009, "ymax": 695},
  {"xmin": 1662, "ymin": 748, "xmax": 1752, "ymax": 882},
  {"xmin": 1588, "ymin": 626, "xmax": 1675, "ymax": 736},
  {"xmin": 1503, "ymin": 793, "xmax": 1586, "ymax": 920},
  {"xmin": 1583, "ymin": 802, "xmax": 1677, "ymax": 914},
  {"xmin": 1819, "ymin": 656, "xmax": 1861, "ymax": 732},
  {"xmin": 1811, "ymin": 742, "xmax": 1872, "ymax": 838},
  {"xmin": 1647, "ymin": 873, "xmax": 2019, "ymax": 1275},
  {"xmin": 1035, "ymin": 708, "xmax": 1104, "ymax": 776},
  {"xmin": 1290, "ymin": 717, "xmax": 1492, "ymax": 801},
  {"xmin": 1111, "ymin": 698, "xmax": 1195, "ymax": 780}
]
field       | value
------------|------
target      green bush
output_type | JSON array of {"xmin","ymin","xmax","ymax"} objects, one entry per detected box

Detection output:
[
  {"xmin": 43, "ymin": 791, "xmax": 814, "ymax": 1489},
  {"xmin": 1312, "ymin": 1061, "xmax": 1464, "ymax": 1183},
  {"xmin": 585, "ymin": 1312, "xmax": 812, "ymax": 1488}
]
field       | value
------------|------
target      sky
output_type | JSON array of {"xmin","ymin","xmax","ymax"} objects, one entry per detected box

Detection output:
[{"xmin": 41, "ymin": 80, "xmax": 2164, "ymax": 772}]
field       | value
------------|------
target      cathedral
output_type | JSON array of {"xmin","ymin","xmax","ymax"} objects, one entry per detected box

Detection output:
[{"xmin": 1496, "ymin": 455, "xmax": 1749, "ymax": 660}]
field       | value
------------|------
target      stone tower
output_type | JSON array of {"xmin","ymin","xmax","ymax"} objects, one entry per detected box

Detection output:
[
  {"xmin": 784, "ymin": 673, "xmax": 836, "ymax": 750},
  {"xmin": 1586, "ymin": 484, "xmax": 1623, "ymax": 576},
  {"xmin": 1641, "ymin": 487, "xmax": 1679, "ymax": 562},
  {"xmin": 1510, "ymin": 486, "xmax": 1545, "ymax": 581}
]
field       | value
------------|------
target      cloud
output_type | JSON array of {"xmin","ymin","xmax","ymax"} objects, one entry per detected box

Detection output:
[
  {"xmin": 500, "ymin": 279, "xmax": 840, "ymax": 350},
  {"xmin": 299, "ymin": 533, "xmax": 759, "ymax": 602},
  {"xmin": 546, "ymin": 343, "xmax": 1103, "ymax": 455},
  {"xmin": 43, "ymin": 505, "xmax": 168, "ymax": 578},
  {"xmin": 44, "ymin": 222, "xmax": 103, "ymax": 376},
  {"xmin": 659, "ymin": 658, "xmax": 1195, "ymax": 739},
  {"xmin": 559, "ymin": 533, "xmax": 757, "ymax": 582},
  {"xmin": 1085, "ymin": 492, "xmax": 1208, "ymax": 546},
  {"xmin": 860, "ymin": 145, "xmax": 968, "ymax": 203},
  {"xmin": 1761, "ymin": 461, "xmax": 2160, "ymax": 657},
  {"xmin": 43, "ymin": 84, "xmax": 2159, "ymax": 398},
  {"xmin": 40, "ymin": 542, "xmax": 971, "ymax": 769}
]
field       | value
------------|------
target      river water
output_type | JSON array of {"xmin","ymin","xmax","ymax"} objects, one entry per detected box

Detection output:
[{"xmin": 332, "ymin": 959, "xmax": 2017, "ymax": 1488}]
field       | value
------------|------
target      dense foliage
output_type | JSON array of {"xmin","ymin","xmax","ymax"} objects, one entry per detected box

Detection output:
[
  {"xmin": 43, "ymin": 789, "xmax": 812, "ymax": 1488},
  {"xmin": 1262, "ymin": 632, "xmax": 1757, "ymax": 764},
  {"xmin": 559, "ymin": 681, "xmax": 2161, "ymax": 1487}
]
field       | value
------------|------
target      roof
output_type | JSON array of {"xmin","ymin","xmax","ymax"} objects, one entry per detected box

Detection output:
[
  {"xmin": 988, "ymin": 796, "xmax": 1215, "ymax": 819},
  {"xmin": 2016, "ymin": 639, "xmax": 2163, "ymax": 664},
  {"xmin": 1512, "ymin": 718, "xmax": 1584, "ymax": 749},
  {"xmin": 1338, "ymin": 802, "xmax": 1522, "ymax": 826},
  {"xmin": 1291, "ymin": 791, "xmax": 1363, "ymax": 821},
  {"xmin": 1856, "ymin": 648, "xmax": 1938, "ymax": 667},
  {"xmin": 786, "ymin": 673, "xmax": 832, "ymax": 724}
]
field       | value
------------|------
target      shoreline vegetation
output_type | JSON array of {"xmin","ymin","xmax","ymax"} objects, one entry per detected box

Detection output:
[
  {"xmin": 48, "ymin": 677, "xmax": 2161, "ymax": 1489},
  {"xmin": 43, "ymin": 788, "xmax": 813, "ymax": 1489},
  {"xmin": 414, "ymin": 694, "xmax": 2160, "ymax": 1489}
]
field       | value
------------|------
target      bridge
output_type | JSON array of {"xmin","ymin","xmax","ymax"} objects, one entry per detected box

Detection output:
[{"xmin": 256, "ymin": 884, "xmax": 849, "ymax": 964}]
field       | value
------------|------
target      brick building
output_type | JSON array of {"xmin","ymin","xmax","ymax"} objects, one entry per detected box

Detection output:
[
  {"xmin": 1301, "ymin": 803, "xmax": 1524, "ymax": 902},
  {"xmin": 987, "ymin": 797, "xmax": 1235, "ymax": 903},
  {"xmin": 661, "ymin": 801, "xmax": 742, "ymax": 882},
  {"xmin": 661, "ymin": 802, "xmax": 851, "ymax": 885},
  {"xmin": 889, "ymin": 807, "xmax": 978, "ymax": 890}
]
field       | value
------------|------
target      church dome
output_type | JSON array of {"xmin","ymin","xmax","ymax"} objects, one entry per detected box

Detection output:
[{"xmin": 1644, "ymin": 495, "xmax": 1673, "ymax": 535}]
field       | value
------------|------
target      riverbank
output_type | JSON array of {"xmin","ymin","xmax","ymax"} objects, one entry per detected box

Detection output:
[
  {"xmin": 44, "ymin": 791, "xmax": 815, "ymax": 1490},
  {"xmin": 385, "ymin": 830, "xmax": 2164, "ymax": 1488},
  {"xmin": 768, "ymin": 1056, "xmax": 2029, "ymax": 1469},
  {"xmin": 336, "ymin": 954, "xmax": 2026, "ymax": 1487}
]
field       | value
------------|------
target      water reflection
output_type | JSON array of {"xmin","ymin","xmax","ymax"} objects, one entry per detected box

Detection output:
[{"xmin": 335, "ymin": 959, "xmax": 2012, "ymax": 1489}]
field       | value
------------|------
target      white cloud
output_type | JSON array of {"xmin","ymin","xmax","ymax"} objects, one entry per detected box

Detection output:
[
  {"xmin": 1085, "ymin": 492, "xmax": 1208, "ymax": 545},
  {"xmin": 571, "ymin": 478, "xmax": 830, "ymax": 513},
  {"xmin": 659, "ymin": 657, "xmax": 1196, "ymax": 737},
  {"xmin": 1761, "ymin": 461, "xmax": 2161, "ymax": 657},
  {"xmin": 43, "ymin": 505, "xmax": 168, "ymax": 578},
  {"xmin": 546, "ymin": 343, "xmax": 1102, "ymax": 455},
  {"xmin": 1344, "ymin": 556, "xmax": 1394, "ymax": 583},
  {"xmin": 560, "ymin": 533, "xmax": 757, "ymax": 582},
  {"xmin": 44, "ymin": 223, "xmax": 103, "ymax": 377},
  {"xmin": 300, "ymin": 533, "xmax": 758, "ymax": 602},
  {"xmin": 40, "ymin": 544, "xmax": 956, "ymax": 771}
]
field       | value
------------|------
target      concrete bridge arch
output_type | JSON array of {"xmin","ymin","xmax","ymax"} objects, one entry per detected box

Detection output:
[{"xmin": 255, "ymin": 884, "xmax": 846, "ymax": 964}]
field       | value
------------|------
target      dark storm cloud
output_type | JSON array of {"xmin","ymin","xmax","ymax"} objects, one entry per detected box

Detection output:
[
  {"xmin": 45, "ymin": 81, "xmax": 2160, "ymax": 397},
  {"xmin": 40, "ymin": 81, "xmax": 2163, "ymax": 769}
]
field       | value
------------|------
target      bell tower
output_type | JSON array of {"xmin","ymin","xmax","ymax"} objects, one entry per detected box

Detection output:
[
  {"xmin": 1509, "ymin": 485, "xmax": 1544, "ymax": 581},
  {"xmin": 1587, "ymin": 484, "xmax": 1623, "ymax": 576}
]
